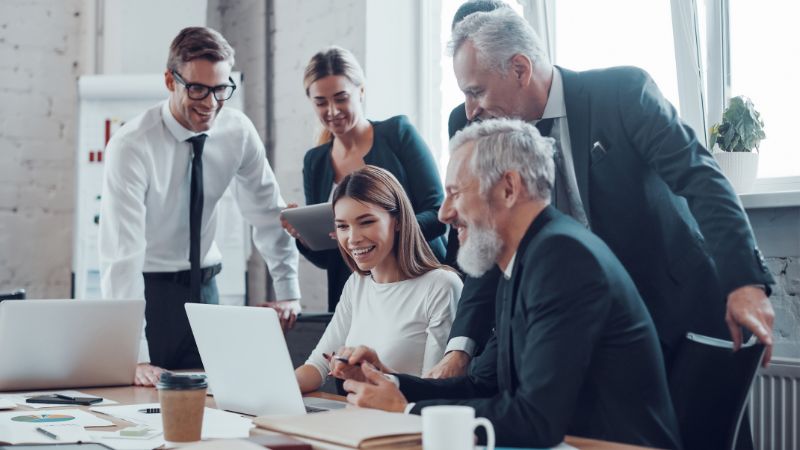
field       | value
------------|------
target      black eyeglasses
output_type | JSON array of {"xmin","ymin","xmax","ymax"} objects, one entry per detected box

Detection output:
[{"xmin": 171, "ymin": 70, "xmax": 237, "ymax": 101}]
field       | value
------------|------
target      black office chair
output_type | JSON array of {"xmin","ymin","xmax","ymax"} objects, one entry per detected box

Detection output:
[
  {"xmin": 0, "ymin": 289, "xmax": 26, "ymax": 301},
  {"xmin": 669, "ymin": 332, "xmax": 765, "ymax": 450},
  {"xmin": 285, "ymin": 312, "xmax": 337, "ymax": 394}
]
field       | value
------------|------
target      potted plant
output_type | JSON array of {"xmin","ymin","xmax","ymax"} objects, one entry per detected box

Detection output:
[{"xmin": 709, "ymin": 96, "xmax": 766, "ymax": 193}]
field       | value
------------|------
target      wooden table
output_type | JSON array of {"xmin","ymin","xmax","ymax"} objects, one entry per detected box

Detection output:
[{"xmin": 4, "ymin": 385, "xmax": 655, "ymax": 449}]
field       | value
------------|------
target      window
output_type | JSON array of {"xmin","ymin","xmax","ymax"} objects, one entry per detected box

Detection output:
[
  {"xmin": 553, "ymin": 0, "xmax": 681, "ymax": 111},
  {"xmin": 728, "ymin": 1, "xmax": 800, "ymax": 178}
]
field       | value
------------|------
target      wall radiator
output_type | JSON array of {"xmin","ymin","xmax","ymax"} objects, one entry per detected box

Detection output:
[{"xmin": 749, "ymin": 357, "xmax": 800, "ymax": 450}]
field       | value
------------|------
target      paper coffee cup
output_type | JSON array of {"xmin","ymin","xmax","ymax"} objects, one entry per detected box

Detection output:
[{"xmin": 157, "ymin": 373, "xmax": 208, "ymax": 445}]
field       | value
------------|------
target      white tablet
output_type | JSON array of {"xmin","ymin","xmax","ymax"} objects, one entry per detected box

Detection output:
[{"xmin": 281, "ymin": 203, "xmax": 338, "ymax": 251}]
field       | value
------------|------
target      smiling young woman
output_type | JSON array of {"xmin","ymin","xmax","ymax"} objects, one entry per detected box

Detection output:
[{"xmin": 294, "ymin": 166, "xmax": 463, "ymax": 394}]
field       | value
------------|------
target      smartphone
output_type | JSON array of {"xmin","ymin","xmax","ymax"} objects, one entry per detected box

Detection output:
[{"xmin": 26, "ymin": 395, "xmax": 103, "ymax": 406}]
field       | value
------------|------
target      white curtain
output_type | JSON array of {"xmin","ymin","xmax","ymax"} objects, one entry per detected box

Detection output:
[
  {"xmin": 670, "ymin": 0, "xmax": 709, "ymax": 147},
  {"xmin": 704, "ymin": 0, "xmax": 727, "ymax": 136}
]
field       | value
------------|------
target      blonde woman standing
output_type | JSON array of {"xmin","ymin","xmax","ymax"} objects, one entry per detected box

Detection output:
[{"xmin": 281, "ymin": 46, "xmax": 447, "ymax": 311}]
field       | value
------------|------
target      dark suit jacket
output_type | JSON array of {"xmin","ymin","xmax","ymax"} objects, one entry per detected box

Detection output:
[
  {"xmin": 445, "ymin": 103, "xmax": 499, "ymax": 352},
  {"xmin": 447, "ymin": 66, "xmax": 774, "ymax": 359},
  {"xmin": 398, "ymin": 207, "xmax": 681, "ymax": 449},
  {"xmin": 301, "ymin": 115, "xmax": 447, "ymax": 311}
]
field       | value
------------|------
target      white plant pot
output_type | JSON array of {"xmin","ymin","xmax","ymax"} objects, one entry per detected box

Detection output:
[{"xmin": 713, "ymin": 151, "xmax": 759, "ymax": 194}]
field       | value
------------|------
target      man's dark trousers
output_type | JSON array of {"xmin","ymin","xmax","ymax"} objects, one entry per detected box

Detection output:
[{"xmin": 143, "ymin": 267, "xmax": 220, "ymax": 369}]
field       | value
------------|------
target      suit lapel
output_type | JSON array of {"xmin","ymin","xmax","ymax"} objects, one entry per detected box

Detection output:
[
  {"xmin": 497, "ymin": 207, "xmax": 558, "ymax": 391},
  {"xmin": 496, "ymin": 278, "xmax": 513, "ymax": 389},
  {"xmin": 558, "ymin": 67, "xmax": 592, "ymax": 221},
  {"xmin": 320, "ymin": 143, "xmax": 335, "ymax": 201}
]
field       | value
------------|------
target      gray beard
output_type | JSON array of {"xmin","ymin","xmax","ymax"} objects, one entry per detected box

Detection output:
[{"xmin": 457, "ymin": 223, "xmax": 503, "ymax": 278}]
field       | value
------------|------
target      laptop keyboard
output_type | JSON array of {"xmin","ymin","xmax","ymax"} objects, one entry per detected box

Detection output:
[{"xmin": 305, "ymin": 405, "xmax": 327, "ymax": 413}]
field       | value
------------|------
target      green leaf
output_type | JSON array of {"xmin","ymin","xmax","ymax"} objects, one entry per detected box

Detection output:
[{"xmin": 710, "ymin": 96, "xmax": 766, "ymax": 152}]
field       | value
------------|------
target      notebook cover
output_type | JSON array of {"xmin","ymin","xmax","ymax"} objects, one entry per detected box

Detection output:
[
  {"xmin": 247, "ymin": 433, "xmax": 313, "ymax": 450},
  {"xmin": 253, "ymin": 408, "xmax": 421, "ymax": 449}
]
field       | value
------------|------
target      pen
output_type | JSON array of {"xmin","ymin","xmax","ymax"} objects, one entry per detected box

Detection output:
[
  {"xmin": 334, "ymin": 356, "xmax": 361, "ymax": 366},
  {"xmin": 138, "ymin": 408, "xmax": 161, "ymax": 414},
  {"xmin": 36, "ymin": 426, "xmax": 59, "ymax": 440},
  {"xmin": 54, "ymin": 394, "xmax": 77, "ymax": 401}
]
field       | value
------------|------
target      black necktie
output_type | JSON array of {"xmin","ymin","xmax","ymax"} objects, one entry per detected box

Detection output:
[
  {"xmin": 535, "ymin": 117, "xmax": 554, "ymax": 137},
  {"xmin": 187, "ymin": 134, "xmax": 207, "ymax": 303},
  {"xmin": 535, "ymin": 118, "xmax": 560, "ymax": 204}
]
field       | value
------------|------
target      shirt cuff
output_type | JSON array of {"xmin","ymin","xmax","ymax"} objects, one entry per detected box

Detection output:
[
  {"xmin": 445, "ymin": 337, "xmax": 476, "ymax": 356},
  {"xmin": 278, "ymin": 298, "xmax": 303, "ymax": 315},
  {"xmin": 384, "ymin": 375, "xmax": 413, "ymax": 414},
  {"xmin": 137, "ymin": 337, "xmax": 151, "ymax": 364},
  {"xmin": 385, "ymin": 374, "xmax": 400, "ymax": 388},
  {"xmin": 272, "ymin": 278, "xmax": 301, "ymax": 301}
]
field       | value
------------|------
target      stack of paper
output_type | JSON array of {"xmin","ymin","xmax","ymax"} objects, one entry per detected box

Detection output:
[
  {"xmin": 89, "ymin": 430, "xmax": 165, "ymax": 450},
  {"xmin": 0, "ymin": 409, "xmax": 112, "ymax": 445},
  {"xmin": 92, "ymin": 403, "xmax": 253, "ymax": 439}
]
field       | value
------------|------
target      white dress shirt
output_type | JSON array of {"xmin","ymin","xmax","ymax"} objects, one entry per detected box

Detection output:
[
  {"xmin": 99, "ymin": 101, "xmax": 300, "ymax": 361},
  {"xmin": 305, "ymin": 268, "xmax": 463, "ymax": 383}
]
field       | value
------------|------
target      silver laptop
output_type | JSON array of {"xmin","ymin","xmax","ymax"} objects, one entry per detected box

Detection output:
[
  {"xmin": 185, "ymin": 303, "xmax": 347, "ymax": 416},
  {"xmin": 0, "ymin": 299, "xmax": 144, "ymax": 391}
]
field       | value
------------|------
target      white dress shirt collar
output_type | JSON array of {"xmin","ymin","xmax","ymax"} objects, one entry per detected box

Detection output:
[
  {"xmin": 502, "ymin": 252, "xmax": 517, "ymax": 280},
  {"xmin": 161, "ymin": 101, "xmax": 209, "ymax": 142},
  {"xmin": 539, "ymin": 68, "xmax": 567, "ymax": 120}
]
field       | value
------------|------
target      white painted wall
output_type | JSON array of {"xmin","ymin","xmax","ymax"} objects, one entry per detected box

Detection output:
[
  {"xmin": 100, "ymin": 0, "xmax": 206, "ymax": 74},
  {"xmin": 364, "ymin": 0, "xmax": 445, "ymax": 164},
  {"xmin": 364, "ymin": 1, "xmax": 419, "ymax": 123}
]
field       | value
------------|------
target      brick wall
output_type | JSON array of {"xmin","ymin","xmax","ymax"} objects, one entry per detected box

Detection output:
[
  {"xmin": 767, "ymin": 257, "xmax": 800, "ymax": 358},
  {"xmin": 749, "ymin": 207, "xmax": 800, "ymax": 359},
  {"xmin": 0, "ymin": 0, "xmax": 86, "ymax": 298}
]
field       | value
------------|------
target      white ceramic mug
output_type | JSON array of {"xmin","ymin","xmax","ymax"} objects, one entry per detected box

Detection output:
[{"xmin": 421, "ymin": 405, "xmax": 495, "ymax": 450}]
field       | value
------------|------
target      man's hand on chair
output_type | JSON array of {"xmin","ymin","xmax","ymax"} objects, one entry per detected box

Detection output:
[{"xmin": 726, "ymin": 285, "xmax": 775, "ymax": 367}]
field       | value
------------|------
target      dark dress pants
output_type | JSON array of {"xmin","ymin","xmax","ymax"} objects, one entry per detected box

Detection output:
[{"xmin": 142, "ymin": 275, "xmax": 218, "ymax": 370}]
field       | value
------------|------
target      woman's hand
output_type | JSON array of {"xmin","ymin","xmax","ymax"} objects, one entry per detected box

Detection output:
[
  {"xmin": 327, "ymin": 345, "xmax": 392, "ymax": 381},
  {"xmin": 280, "ymin": 203, "xmax": 310, "ymax": 247}
]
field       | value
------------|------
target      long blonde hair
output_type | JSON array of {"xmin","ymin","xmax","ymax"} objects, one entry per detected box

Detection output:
[
  {"xmin": 303, "ymin": 46, "xmax": 366, "ymax": 145},
  {"xmin": 332, "ymin": 166, "xmax": 445, "ymax": 279}
]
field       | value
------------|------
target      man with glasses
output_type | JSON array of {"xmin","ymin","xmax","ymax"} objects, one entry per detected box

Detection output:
[{"xmin": 99, "ymin": 27, "xmax": 300, "ymax": 386}]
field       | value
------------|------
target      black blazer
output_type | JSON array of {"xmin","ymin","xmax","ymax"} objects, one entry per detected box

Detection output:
[
  {"xmin": 447, "ymin": 66, "xmax": 774, "ymax": 357},
  {"xmin": 300, "ymin": 115, "xmax": 447, "ymax": 310},
  {"xmin": 397, "ymin": 207, "xmax": 681, "ymax": 449}
]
